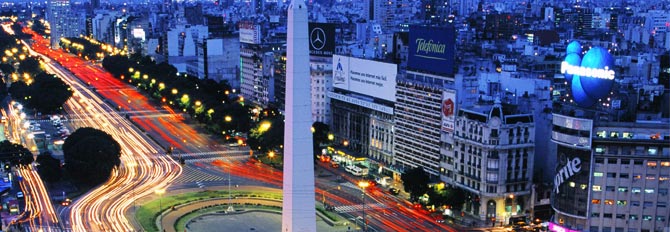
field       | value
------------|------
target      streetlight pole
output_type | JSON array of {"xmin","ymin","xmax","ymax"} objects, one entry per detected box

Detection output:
[
  {"xmin": 358, "ymin": 181, "xmax": 370, "ymax": 231},
  {"xmin": 322, "ymin": 185, "xmax": 341, "ymax": 208},
  {"xmin": 155, "ymin": 188, "xmax": 165, "ymax": 230}
]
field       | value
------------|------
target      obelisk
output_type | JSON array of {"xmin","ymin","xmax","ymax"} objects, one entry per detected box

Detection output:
[{"xmin": 282, "ymin": 0, "xmax": 316, "ymax": 231}]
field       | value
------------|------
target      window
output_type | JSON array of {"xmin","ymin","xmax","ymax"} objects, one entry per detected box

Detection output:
[
  {"xmin": 594, "ymin": 172, "xmax": 604, "ymax": 177},
  {"xmin": 606, "ymin": 186, "xmax": 615, "ymax": 192},
  {"xmin": 592, "ymin": 199, "xmax": 601, "ymax": 204},
  {"xmin": 629, "ymin": 215, "xmax": 638, "ymax": 220},
  {"xmin": 569, "ymin": 182, "xmax": 575, "ymax": 187},
  {"xmin": 660, "ymin": 189, "xmax": 668, "ymax": 195},
  {"xmin": 622, "ymin": 132, "xmax": 633, "ymax": 139},
  {"xmin": 662, "ymin": 161, "xmax": 670, "ymax": 167},
  {"xmin": 657, "ymin": 216, "xmax": 666, "ymax": 222},
  {"xmin": 646, "ymin": 175, "xmax": 656, "ymax": 180},
  {"xmin": 616, "ymin": 200, "xmax": 627, "ymax": 206},
  {"xmin": 597, "ymin": 130, "xmax": 607, "ymax": 138},
  {"xmin": 607, "ymin": 173, "xmax": 616, "ymax": 178},
  {"xmin": 619, "ymin": 173, "xmax": 629, "ymax": 179},
  {"xmin": 648, "ymin": 148, "xmax": 658, "ymax": 155},
  {"xmin": 620, "ymin": 159, "xmax": 630, "ymax": 164},
  {"xmin": 634, "ymin": 160, "xmax": 643, "ymax": 165},
  {"xmin": 595, "ymin": 146, "xmax": 606, "ymax": 154},
  {"xmin": 616, "ymin": 214, "xmax": 625, "ymax": 219},
  {"xmin": 610, "ymin": 132, "xmax": 619, "ymax": 138},
  {"xmin": 643, "ymin": 202, "xmax": 653, "ymax": 207},
  {"xmin": 647, "ymin": 161, "xmax": 658, "ymax": 167},
  {"xmin": 645, "ymin": 189, "xmax": 655, "ymax": 194},
  {"xmin": 633, "ymin": 173, "xmax": 642, "ymax": 179},
  {"xmin": 618, "ymin": 187, "xmax": 628, "ymax": 192},
  {"xmin": 591, "ymin": 212, "xmax": 600, "ymax": 218},
  {"xmin": 631, "ymin": 201, "xmax": 640, "ymax": 206},
  {"xmin": 603, "ymin": 213, "xmax": 613, "ymax": 218},
  {"xmin": 604, "ymin": 199, "xmax": 614, "ymax": 205},
  {"xmin": 658, "ymin": 202, "xmax": 667, "ymax": 208},
  {"xmin": 593, "ymin": 185, "xmax": 602, "ymax": 191},
  {"xmin": 632, "ymin": 187, "xmax": 641, "ymax": 193},
  {"xmin": 643, "ymin": 215, "xmax": 652, "ymax": 221},
  {"xmin": 595, "ymin": 158, "xmax": 604, "ymax": 164}
]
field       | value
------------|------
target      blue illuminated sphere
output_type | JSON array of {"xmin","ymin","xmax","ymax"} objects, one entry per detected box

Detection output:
[
  {"xmin": 571, "ymin": 75, "xmax": 597, "ymax": 107},
  {"xmin": 563, "ymin": 53, "xmax": 582, "ymax": 82},
  {"xmin": 566, "ymin": 41, "xmax": 582, "ymax": 55},
  {"xmin": 579, "ymin": 47, "xmax": 614, "ymax": 100}
]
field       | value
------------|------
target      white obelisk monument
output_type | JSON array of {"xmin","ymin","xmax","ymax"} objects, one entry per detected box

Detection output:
[{"xmin": 282, "ymin": 0, "xmax": 316, "ymax": 231}]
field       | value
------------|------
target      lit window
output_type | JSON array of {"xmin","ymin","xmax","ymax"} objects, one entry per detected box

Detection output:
[
  {"xmin": 569, "ymin": 182, "xmax": 575, "ymax": 187},
  {"xmin": 647, "ymin": 175, "xmax": 656, "ymax": 180},
  {"xmin": 595, "ymin": 147, "xmax": 605, "ymax": 153},
  {"xmin": 633, "ymin": 174, "xmax": 642, "ymax": 179},
  {"xmin": 647, "ymin": 161, "xmax": 657, "ymax": 167},
  {"xmin": 629, "ymin": 215, "xmax": 638, "ymax": 220},
  {"xmin": 648, "ymin": 148, "xmax": 658, "ymax": 155},
  {"xmin": 594, "ymin": 172, "xmax": 604, "ymax": 177},
  {"xmin": 662, "ymin": 162, "xmax": 670, "ymax": 167},
  {"xmin": 661, "ymin": 176, "xmax": 670, "ymax": 181},
  {"xmin": 604, "ymin": 199, "xmax": 614, "ymax": 205},
  {"xmin": 616, "ymin": 200, "xmax": 627, "ymax": 206},
  {"xmin": 622, "ymin": 132, "xmax": 633, "ymax": 138},
  {"xmin": 645, "ymin": 189, "xmax": 655, "ymax": 194},
  {"xmin": 593, "ymin": 185, "xmax": 602, "ymax": 191},
  {"xmin": 657, "ymin": 216, "xmax": 666, "ymax": 222},
  {"xmin": 610, "ymin": 132, "xmax": 619, "ymax": 138},
  {"xmin": 596, "ymin": 131, "xmax": 607, "ymax": 138},
  {"xmin": 618, "ymin": 187, "xmax": 628, "ymax": 192},
  {"xmin": 592, "ymin": 199, "xmax": 601, "ymax": 204},
  {"xmin": 580, "ymin": 184, "xmax": 587, "ymax": 190},
  {"xmin": 643, "ymin": 215, "xmax": 653, "ymax": 221},
  {"xmin": 632, "ymin": 187, "xmax": 641, "ymax": 193}
]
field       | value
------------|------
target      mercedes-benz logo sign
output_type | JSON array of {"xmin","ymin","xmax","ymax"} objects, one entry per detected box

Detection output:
[{"xmin": 310, "ymin": 27, "xmax": 326, "ymax": 50}]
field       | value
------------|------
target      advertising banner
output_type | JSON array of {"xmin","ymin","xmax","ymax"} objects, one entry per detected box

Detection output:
[
  {"xmin": 551, "ymin": 144, "xmax": 591, "ymax": 217},
  {"xmin": 239, "ymin": 22, "xmax": 260, "ymax": 44},
  {"xmin": 441, "ymin": 90, "xmax": 456, "ymax": 133},
  {"xmin": 408, "ymin": 25, "xmax": 455, "ymax": 76},
  {"xmin": 332, "ymin": 55, "xmax": 397, "ymax": 102},
  {"xmin": 551, "ymin": 114, "xmax": 592, "ymax": 148},
  {"xmin": 308, "ymin": 23, "xmax": 335, "ymax": 57}
]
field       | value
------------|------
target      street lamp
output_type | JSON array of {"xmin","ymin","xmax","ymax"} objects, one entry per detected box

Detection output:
[
  {"xmin": 268, "ymin": 151, "xmax": 275, "ymax": 165},
  {"xmin": 155, "ymin": 188, "xmax": 165, "ymax": 227},
  {"xmin": 358, "ymin": 181, "xmax": 370, "ymax": 231},
  {"xmin": 322, "ymin": 185, "xmax": 341, "ymax": 210}
]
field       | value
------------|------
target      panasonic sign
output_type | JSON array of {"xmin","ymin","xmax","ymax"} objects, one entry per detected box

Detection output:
[
  {"xmin": 554, "ymin": 157, "xmax": 582, "ymax": 193},
  {"xmin": 560, "ymin": 62, "xmax": 614, "ymax": 80}
]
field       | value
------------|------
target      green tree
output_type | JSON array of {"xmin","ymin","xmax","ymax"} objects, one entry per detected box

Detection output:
[
  {"xmin": 312, "ymin": 121, "xmax": 330, "ymax": 159},
  {"xmin": 18, "ymin": 56, "xmax": 42, "ymax": 76},
  {"xmin": 63, "ymin": 127, "xmax": 121, "ymax": 187},
  {"xmin": 0, "ymin": 140, "xmax": 34, "ymax": 166},
  {"xmin": 27, "ymin": 72, "xmax": 73, "ymax": 113},
  {"xmin": 35, "ymin": 152, "xmax": 62, "ymax": 183},
  {"xmin": 401, "ymin": 167, "xmax": 430, "ymax": 201}
]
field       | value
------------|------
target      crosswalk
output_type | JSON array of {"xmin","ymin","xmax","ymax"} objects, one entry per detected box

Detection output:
[
  {"xmin": 171, "ymin": 150, "xmax": 248, "ymax": 161},
  {"xmin": 334, "ymin": 203, "xmax": 388, "ymax": 213},
  {"xmin": 173, "ymin": 165, "xmax": 229, "ymax": 184}
]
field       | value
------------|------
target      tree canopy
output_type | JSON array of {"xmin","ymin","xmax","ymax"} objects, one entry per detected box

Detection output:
[
  {"xmin": 63, "ymin": 127, "xmax": 121, "ymax": 187},
  {"xmin": 9, "ymin": 72, "xmax": 73, "ymax": 113},
  {"xmin": 401, "ymin": 167, "xmax": 430, "ymax": 201},
  {"xmin": 35, "ymin": 151, "xmax": 62, "ymax": 183},
  {"xmin": 0, "ymin": 140, "xmax": 34, "ymax": 166}
]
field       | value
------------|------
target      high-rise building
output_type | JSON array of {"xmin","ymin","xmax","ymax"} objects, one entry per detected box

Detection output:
[
  {"xmin": 48, "ymin": 0, "xmax": 84, "ymax": 49},
  {"xmin": 394, "ymin": 71, "xmax": 453, "ymax": 177},
  {"xmin": 282, "ymin": 0, "xmax": 316, "ymax": 230},
  {"xmin": 310, "ymin": 56, "xmax": 332, "ymax": 124}
]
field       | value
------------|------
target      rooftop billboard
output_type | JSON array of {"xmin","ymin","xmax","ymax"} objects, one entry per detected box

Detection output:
[
  {"xmin": 308, "ymin": 23, "xmax": 335, "ymax": 57},
  {"xmin": 561, "ymin": 41, "xmax": 615, "ymax": 108},
  {"xmin": 333, "ymin": 55, "xmax": 397, "ymax": 102},
  {"xmin": 408, "ymin": 25, "xmax": 455, "ymax": 76}
]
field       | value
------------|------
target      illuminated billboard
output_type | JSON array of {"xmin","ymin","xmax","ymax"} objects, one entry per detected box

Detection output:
[
  {"xmin": 561, "ymin": 41, "xmax": 615, "ymax": 107},
  {"xmin": 551, "ymin": 144, "xmax": 591, "ymax": 217},
  {"xmin": 332, "ymin": 55, "xmax": 397, "ymax": 102},
  {"xmin": 441, "ymin": 90, "xmax": 456, "ymax": 133},
  {"xmin": 308, "ymin": 23, "xmax": 335, "ymax": 57},
  {"xmin": 408, "ymin": 25, "xmax": 455, "ymax": 76},
  {"xmin": 239, "ymin": 22, "xmax": 261, "ymax": 44}
]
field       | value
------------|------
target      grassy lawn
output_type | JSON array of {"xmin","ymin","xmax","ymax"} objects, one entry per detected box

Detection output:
[
  {"xmin": 316, "ymin": 205, "xmax": 341, "ymax": 223},
  {"xmin": 174, "ymin": 204, "xmax": 281, "ymax": 232},
  {"xmin": 136, "ymin": 190, "xmax": 282, "ymax": 232}
]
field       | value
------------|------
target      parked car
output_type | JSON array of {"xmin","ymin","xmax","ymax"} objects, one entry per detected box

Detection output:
[{"xmin": 16, "ymin": 191, "xmax": 23, "ymax": 198}]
